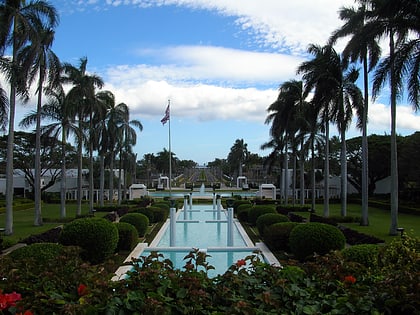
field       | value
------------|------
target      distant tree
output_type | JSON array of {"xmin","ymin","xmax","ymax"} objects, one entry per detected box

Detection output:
[
  {"xmin": 227, "ymin": 139, "xmax": 249, "ymax": 178},
  {"xmin": 0, "ymin": 131, "xmax": 77, "ymax": 196}
]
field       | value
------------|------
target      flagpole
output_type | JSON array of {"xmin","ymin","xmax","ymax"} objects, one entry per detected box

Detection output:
[{"xmin": 168, "ymin": 99, "xmax": 172, "ymax": 197}]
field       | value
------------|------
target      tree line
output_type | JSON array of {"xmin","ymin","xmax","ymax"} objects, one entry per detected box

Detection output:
[
  {"xmin": 0, "ymin": 2, "xmax": 142, "ymax": 235},
  {"xmin": 261, "ymin": 0, "xmax": 419, "ymax": 236}
]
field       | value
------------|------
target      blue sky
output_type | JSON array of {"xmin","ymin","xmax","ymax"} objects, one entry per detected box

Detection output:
[{"xmin": 8, "ymin": 0, "xmax": 420, "ymax": 165}]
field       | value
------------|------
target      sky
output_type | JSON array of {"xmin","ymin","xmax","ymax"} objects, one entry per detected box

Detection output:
[{"xmin": 8, "ymin": 0, "xmax": 420, "ymax": 165}]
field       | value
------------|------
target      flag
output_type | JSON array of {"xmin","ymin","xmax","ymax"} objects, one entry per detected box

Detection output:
[{"xmin": 161, "ymin": 104, "xmax": 170, "ymax": 125}]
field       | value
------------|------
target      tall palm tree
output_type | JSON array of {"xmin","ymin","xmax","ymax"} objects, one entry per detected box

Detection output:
[
  {"xmin": 227, "ymin": 139, "xmax": 249, "ymax": 182},
  {"xmin": 62, "ymin": 57, "xmax": 103, "ymax": 215},
  {"xmin": 0, "ymin": 0, "xmax": 58, "ymax": 235},
  {"xmin": 116, "ymin": 110, "xmax": 142, "ymax": 205},
  {"xmin": 265, "ymin": 80, "xmax": 305, "ymax": 204},
  {"xmin": 18, "ymin": 22, "xmax": 60, "ymax": 226},
  {"xmin": 365, "ymin": 0, "xmax": 419, "ymax": 235},
  {"xmin": 329, "ymin": 0, "xmax": 381, "ymax": 225}
]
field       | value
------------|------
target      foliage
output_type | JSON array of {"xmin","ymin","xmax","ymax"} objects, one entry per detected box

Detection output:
[
  {"xmin": 115, "ymin": 222, "xmax": 139, "ymax": 251},
  {"xmin": 289, "ymin": 222, "xmax": 346, "ymax": 260},
  {"xmin": 247, "ymin": 205, "xmax": 277, "ymax": 226},
  {"xmin": 264, "ymin": 222, "xmax": 299, "ymax": 251},
  {"xmin": 341, "ymin": 244, "xmax": 380, "ymax": 269},
  {"xmin": 236, "ymin": 203, "xmax": 252, "ymax": 222},
  {"xmin": 256, "ymin": 213, "xmax": 290, "ymax": 236},
  {"xmin": 150, "ymin": 205, "xmax": 169, "ymax": 222},
  {"xmin": 119, "ymin": 213, "xmax": 149, "ymax": 237},
  {"xmin": 59, "ymin": 217, "xmax": 119, "ymax": 264},
  {"xmin": 9, "ymin": 243, "xmax": 64, "ymax": 265},
  {"xmin": 133, "ymin": 207, "xmax": 154, "ymax": 223},
  {"xmin": 0, "ymin": 236, "xmax": 418, "ymax": 314}
]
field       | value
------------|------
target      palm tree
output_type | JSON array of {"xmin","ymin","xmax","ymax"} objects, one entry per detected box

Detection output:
[
  {"xmin": 17, "ymin": 22, "xmax": 60, "ymax": 226},
  {"xmin": 116, "ymin": 110, "xmax": 142, "ymax": 205},
  {"xmin": 265, "ymin": 80, "xmax": 305, "ymax": 204},
  {"xmin": 261, "ymin": 136, "xmax": 285, "ymax": 202},
  {"xmin": 227, "ymin": 139, "xmax": 249, "ymax": 181},
  {"xmin": 364, "ymin": 0, "xmax": 419, "ymax": 235},
  {"xmin": 329, "ymin": 0, "xmax": 381, "ymax": 225},
  {"xmin": 0, "ymin": 0, "xmax": 58, "ymax": 235},
  {"xmin": 62, "ymin": 57, "xmax": 104, "ymax": 215}
]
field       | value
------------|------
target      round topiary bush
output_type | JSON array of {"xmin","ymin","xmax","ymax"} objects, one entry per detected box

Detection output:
[
  {"xmin": 248, "ymin": 205, "xmax": 277, "ymax": 226},
  {"xmin": 119, "ymin": 213, "xmax": 149, "ymax": 237},
  {"xmin": 134, "ymin": 207, "xmax": 155, "ymax": 223},
  {"xmin": 236, "ymin": 203, "xmax": 253, "ymax": 222},
  {"xmin": 9, "ymin": 243, "xmax": 65, "ymax": 264},
  {"xmin": 289, "ymin": 222, "xmax": 346, "ymax": 261},
  {"xmin": 342, "ymin": 244, "xmax": 380, "ymax": 268},
  {"xmin": 256, "ymin": 213, "xmax": 290, "ymax": 236},
  {"xmin": 264, "ymin": 222, "xmax": 299, "ymax": 251},
  {"xmin": 115, "ymin": 222, "xmax": 139, "ymax": 251},
  {"xmin": 59, "ymin": 217, "xmax": 118, "ymax": 264},
  {"xmin": 150, "ymin": 206, "xmax": 168, "ymax": 222}
]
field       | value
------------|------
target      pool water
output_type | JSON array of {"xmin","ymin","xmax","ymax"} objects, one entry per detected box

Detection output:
[{"xmin": 155, "ymin": 206, "xmax": 246, "ymax": 248}]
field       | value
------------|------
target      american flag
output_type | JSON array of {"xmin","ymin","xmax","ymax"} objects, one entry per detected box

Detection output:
[{"xmin": 161, "ymin": 104, "xmax": 170, "ymax": 125}]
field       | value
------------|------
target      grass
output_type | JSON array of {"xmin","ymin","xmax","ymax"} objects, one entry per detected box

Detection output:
[
  {"xmin": 312, "ymin": 203, "xmax": 419, "ymax": 243},
  {"xmin": 1, "ymin": 201, "xmax": 419, "ymax": 247},
  {"xmin": 0, "ymin": 202, "xmax": 91, "ymax": 244}
]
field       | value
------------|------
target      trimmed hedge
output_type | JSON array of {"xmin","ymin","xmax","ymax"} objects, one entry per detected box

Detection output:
[
  {"xmin": 264, "ymin": 222, "xmax": 299, "ymax": 251},
  {"xmin": 236, "ymin": 203, "xmax": 253, "ymax": 222},
  {"xmin": 248, "ymin": 205, "xmax": 277, "ymax": 226},
  {"xmin": 256, "ymin": 213, "xmax": 290, "ymax": 236},
  {"xmin": 120, "ymin": 213, "xmax": 149, "ymax": 237},
  {"xmin": 341, "ymin": 244, "xmax": 380, "ymax": 268},
  {"xmin": 9, "ymin": 243, "xmax": 65, "ymax": 264},
  {"xmin": 134, "ymin": 207, "xmax": 155, "ymax": 223},
  {"xmin": 115, "ymin": 222, "xmax": 139, "ymax": 251},
  {"xmin": 59, "ymin": 217, "xmax": 119, "ymax": 264},
  {"xmin": 289, "ymin": 222, "xmax": 346, "ymax": 261}
]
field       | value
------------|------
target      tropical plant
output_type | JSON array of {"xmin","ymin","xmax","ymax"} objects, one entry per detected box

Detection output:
[
  {"xmin": 61, "ymin": 57, "xmax": 104, "ymax": 215},
  {"xmin": 17, "ymin": 21, "xmax": 60, "ymax": 226},
  {"xmin": 329, "ymin": 0, "xmax": 381, "ymax": 226},
  {"xmin": 0, "ymin": 0, "xmax": 58, "ymax": 235}
]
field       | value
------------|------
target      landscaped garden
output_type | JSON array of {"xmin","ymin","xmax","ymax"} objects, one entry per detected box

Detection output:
[{"xmin": 0, "ymin": 197, "xmax": 419, "ymax": 314}]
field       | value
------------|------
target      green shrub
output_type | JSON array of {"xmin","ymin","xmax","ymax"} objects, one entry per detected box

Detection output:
[
  {"xmin": 264, "ymin": 222, "xmax": 299, "ymax": 251},
  {"xmin": 120, "ymin": 213, "xmax": 149, "ymax": 237},
  {"xmin": 151, "ymin": 206, "xmax": 168, "ymax": 222},
  {"xmin": 59, "ymin": 217, "xmax": 118, "ymax": 264},
  {"xmin": 232, "ymin": 199, "xmax": 252, "ymax": 212},
  {"xmin": 248, "ymin": 205, "xmax": 277, "ymax": 226},
  {"xmin": 342, "ymin": 244, "xmax": 379, "ymax": 268},
  {"xmin": 115, "ymin": 222, "xmax": 139, "ymax": 251},
  {"xmin": 236, "ymin": 203, "xmax": 253, "ymax": 222},
  {"xmin": 134, "ymin": 207, "xmax": 155, "ymax": 223},
  {"xmin": 9, "ymin": 243, "xmax": 65, "ymax": 264},
  {"xmin": 289, "ymin": 222, "xmax": 346, "ymax": 261},
  {"xmin": 256, "ymin": 213, "xmax": 290, "ymax": 236}
]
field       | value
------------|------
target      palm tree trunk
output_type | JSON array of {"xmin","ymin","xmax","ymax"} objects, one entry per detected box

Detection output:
[
  {"xmin": 76, "ymin": 121, "xmax": 83, "ymax": 216},
  {"xmin": 109, "ymin": 153, "xmax": 114, "ymax": 204},
  {"xmin": 5, "ymin": 83, "xmax": 16, "ymax": 236},
  {"xmin": 284, "ymin": 140, "xmax": 289, "ymax": 205},
  {"xmin": 389, "ymin": 30, "xmax": 399, "ymax": 235},
  {"xmin": 292, "ymin": 150, "xmax": 297, "ymax": 206},
  {"xmin": 323, "ymin": 120, "xmax": 330, "ymax": 217},
  {"xmin": 34, "ymin": 77, "xmax": 43, "ymax": 226},
  {"xmin": 118, "ymin": 151, "xmax": 122, "ymax": 206},
  {"xmin": 60, "ymin": 125, "xmax": 67, "ymax": 218},
  {"xmin": 89, "ymin": 139, "xmax": 94, "ymax": 213},
  {"xmin": 99, "ymin": 155, "xmax": 105, "ymax": 207},
  {"xmin": 361, "ymin": 55, "xmax": 369, "ymax": 226},
  {"xmin": 340, "ymin": 128, "xmax": 347, "ymax": 217},
  {"xmin": 299, "ymin": 144, "xmax": 305, "ymax": 205},
  {"xmin": 311, "ymin": 135, "xmax": 316, "ymax": 211}
]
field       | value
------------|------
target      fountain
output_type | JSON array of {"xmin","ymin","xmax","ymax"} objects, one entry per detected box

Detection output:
[{"xmin": 199, "ymin": 183, "xmax": 205, "ymax": 195}]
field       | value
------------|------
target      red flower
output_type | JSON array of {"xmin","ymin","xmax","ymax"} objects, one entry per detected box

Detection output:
[
  {"xmin": 16, "ymin": 311, "xmax": 34, "ymax": 315},
  {"xmin": 236, "ymin": 259, "xmax": 246, "ymax": 268},
  {"xmin": 344, "ymin": 275, "xmax": 356, "ymax": 284},
  {"xmin": 0, "ymin": 290, "xmax": 22, "ymax": 310},
  {"xmin": 77, "ymin": 284, "xmax": 88, "ymax": 296}
]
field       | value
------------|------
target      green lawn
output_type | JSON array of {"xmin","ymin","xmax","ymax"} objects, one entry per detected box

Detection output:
[
  {"xmin": 0, "ymin": 203, "xmax": 91, "ymax": 244},
  {"xmin": 312, "ymin": 203, "xmax": 419, "ymax": 243},
  {"xmin": 1, "ymin": 201, "xmax": 419, "ymax": 246}
]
